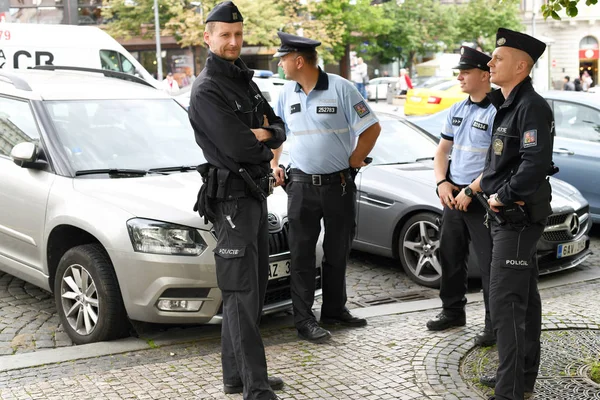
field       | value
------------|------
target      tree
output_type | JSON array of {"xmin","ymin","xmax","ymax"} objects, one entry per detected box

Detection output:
[
  {"xmin": 541, "ymin": 0, "xmax": 598, "ymax": 19},
  {"xmin": 455, "ymin": 0, "xmax": 523, "ymax": 53},
  {"xmin": 102, "ymin": 0, "xmax": 181, "ymax": 40},
  {"xmin": 368, "ymin": 0, "xmax": 457, "ymax": 70}
]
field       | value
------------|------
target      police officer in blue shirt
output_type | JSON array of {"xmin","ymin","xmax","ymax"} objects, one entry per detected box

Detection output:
[
  {"xmin": 271, "ymin": 32, "xmax": 381, "ymax": 343},
  {"xmin": 426, "ymin": 46, "xmax": 496, "ymax": 349}
]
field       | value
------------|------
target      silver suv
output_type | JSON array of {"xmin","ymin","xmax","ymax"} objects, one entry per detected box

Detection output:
[{"xmin": 0, "ymin": 68, "xmax": 321, "ymax": 344}]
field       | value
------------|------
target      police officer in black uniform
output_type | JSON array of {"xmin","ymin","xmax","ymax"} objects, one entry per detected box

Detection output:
[
  {"xmin": 479, "ymin": 28, "xmax": 554, "ymax": 400},
  {"xmin": 189, "ymin": 2, "xmax": 285, "ymax": 399}
]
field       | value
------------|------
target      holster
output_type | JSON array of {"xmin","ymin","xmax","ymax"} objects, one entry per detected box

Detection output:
[{"xmin": 193, "ymin": 163, "xmax": 218, "ymax": 224}]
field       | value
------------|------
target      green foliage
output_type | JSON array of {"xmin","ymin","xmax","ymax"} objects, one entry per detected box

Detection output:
[
  {"xmin": 541, "ymin": 0, "xmax": 599, "ymax": 20},
  {"xmin": 455, "ymin": 0, "xmax": 523, "ymax": 53},
  {"xmin": 590, "ymin": 360, "xmax": 600, "ymax": 383},
  {"xmin": 369, "ymin": 0, "xmax": 457, "ymax": 67},
  {"xmin": 102, "ymin": 0, "xmax": 181, "ymax": 40}
]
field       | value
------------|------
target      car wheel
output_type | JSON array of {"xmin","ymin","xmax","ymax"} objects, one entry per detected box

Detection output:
[
  {"xmin": 54, "ymin": 244, "xmax": 129, "ymax": 344},
  {"xmin": 398, "ymin": 212, "xmax": 442, "ymax": 288}
]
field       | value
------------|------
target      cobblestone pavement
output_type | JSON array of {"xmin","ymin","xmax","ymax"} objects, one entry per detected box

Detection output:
[
  {"xmin": 0, "ymin": 228, "xmax": 598, "ymax": 356},
  {"xmin": 1, "ymin": 277, "xmax": 600, "ymax": 399}
]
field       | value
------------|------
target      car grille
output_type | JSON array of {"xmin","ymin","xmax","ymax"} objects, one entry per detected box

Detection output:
[
  {"xmin": 543, "ymin": 230, "xmax": 572, "ymax": 242},
  {"xmin": 542, "ymin": 206, "xmax": 589, "ymax": 243},
  {"xmin": 269, "ymin": 222, "xmax": 290, "ymax": 254}
]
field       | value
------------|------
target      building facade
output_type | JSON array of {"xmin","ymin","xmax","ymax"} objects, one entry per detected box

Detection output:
[{"xmin": 522, "ymin": 1, "xmax": 600, "ymax": 90}]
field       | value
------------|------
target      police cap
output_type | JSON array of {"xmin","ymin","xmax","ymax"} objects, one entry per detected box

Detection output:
[
  {"xmin": 205, "ymin": 1, "xmax": 243, "ymax": 23},
  {"xmin": 454, "ymin": 46, "xmax": 491, "ymax": 72},
  {"xmin": 495, "ymin": 28, "xmax": 546, "ymax": 63},
  {"xmin": 274, "ymin": 32, "xmax": 321, "ymax": 58}
]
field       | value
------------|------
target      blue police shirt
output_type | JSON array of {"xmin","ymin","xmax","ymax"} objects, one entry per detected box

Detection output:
[
  {"xmin": 276, "ymin": 68, "xmax": 379, "ymax": 174},
  {"xmin": 441, "ymin": 96, "xmax": 496, "ymax": 185}
]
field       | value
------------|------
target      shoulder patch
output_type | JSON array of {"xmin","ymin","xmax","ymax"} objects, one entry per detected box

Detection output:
[
  {"xmin": 452, "ymin": 117, "xmax": 463, "ymax": 126},
  {"xmin": 523, "ymin": 129, "xmax": 537, "ymax": 148},
  {"xmin": 353, "ymin": 101, "xmax": 370, "ymax": 118}
]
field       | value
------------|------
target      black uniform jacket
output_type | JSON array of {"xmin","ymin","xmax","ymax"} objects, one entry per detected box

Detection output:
[
  {"xmin": 189, "ymin": 51, "xmax": 286, "ymax": 178},
  {"xmin": 481, "ymin": 77, "xmax": 554, "ymax": 222}
]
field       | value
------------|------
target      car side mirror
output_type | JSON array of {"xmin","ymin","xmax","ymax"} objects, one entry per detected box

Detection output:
[{"xmin": 10, "ymin": 142, "xmax": 48, "ymax": 170}]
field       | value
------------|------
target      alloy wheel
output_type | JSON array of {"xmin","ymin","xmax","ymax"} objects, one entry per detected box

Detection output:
[
  {"xmin": 60, "ymin": 264, "xmax": 100, "ymax": 336},
  {"xmin": 402, "ymin": 219, "xmax": 442, "ymax": 284}
]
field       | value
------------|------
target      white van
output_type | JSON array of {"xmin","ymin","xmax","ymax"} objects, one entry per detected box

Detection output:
[{"xmin": 0, "ymin": 23, "xmax": 159, "ymax": 87}]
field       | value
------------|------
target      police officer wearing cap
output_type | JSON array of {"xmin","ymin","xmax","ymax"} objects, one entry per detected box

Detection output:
[
  {"xmin": 189, "ymin": 2, "xmax": 285, "ymax": 399},
  {"xmin": 478, "ymin": 28, "xmax": 554, "ymax": 400},
  {"xmin": 426, "ymin": 46, "xmax": 496, "ymax": 348},
  {"xmin": 270, "ymin": 32, "xmax": 381, "ymax": 343}
]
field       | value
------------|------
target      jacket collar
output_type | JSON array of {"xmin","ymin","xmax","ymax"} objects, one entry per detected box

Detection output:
[
  {"xmin": 205, "ymin": 51, "xmax": 254, "ymax": 81},
  {"xmin": 294, "ymin": 67, "xmax": 329, "ymax": 93},
  {"xmin": 488, "ymin": 76, "xmax": 534, "ymax": 110}
]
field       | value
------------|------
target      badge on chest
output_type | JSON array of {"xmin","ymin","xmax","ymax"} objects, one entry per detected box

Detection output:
[
  {"xmin": 290, "ymin": 103, "xmax": 301, "ymax": 114},
  {"xmin": 316, "ymin": 106, "xmax": 337, "ymax": 114},
  {"xmin": 493, "ymin": 138, "xmax": 504, "ymax": 155}
]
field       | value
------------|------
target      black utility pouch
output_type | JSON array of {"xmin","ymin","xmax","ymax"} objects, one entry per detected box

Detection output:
[
  {"xmin": 215, "ymin": 169, "xmax": 231, "ymax": 200},
  {"xmin": 501, "ymin": 204, "xmax": 529, "ymax": 225}
]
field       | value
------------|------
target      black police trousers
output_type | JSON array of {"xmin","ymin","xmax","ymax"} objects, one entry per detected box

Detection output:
[
  {"xmin": 212, "ymin": 196, "xmax": 275, "ymax": 400},
  {"xmin": 439, "ymin": 199, "xmax": 492, "ymax": 330},
  {"xmin": 286, "ymin": 176, "xmax": 356, "ymax": 328},
  {"xmin": 489, "ymin": 220, "xmax": 545, "ymax": 400}
]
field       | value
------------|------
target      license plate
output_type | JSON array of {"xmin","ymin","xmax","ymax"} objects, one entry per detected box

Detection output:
[
  {"xmin": 269, "ymin": 260, "xmax": 291, "ymax": 280},
  {"xmin": 557, "ymin": 238, "xmax": 586, "ymax": 258},
  {"xmin": 410, "ymin": 96, "xmax": 422, "ymax": 103}
]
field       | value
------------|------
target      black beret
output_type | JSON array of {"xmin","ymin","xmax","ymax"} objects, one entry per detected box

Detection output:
[
  {"xmin": 274, "ymin": 32, "xmax": 321, "ymax": 58},
  {"xmin": 205, "ymin": 1, "xmax": 243, "ymax": 23},
  {"xmin": 454, "ymin": 46, "xmax": 491, "ymax": 72},
  {"xmin": 495, "ymin": 28, "xmax": 546, "ymax": 63}
]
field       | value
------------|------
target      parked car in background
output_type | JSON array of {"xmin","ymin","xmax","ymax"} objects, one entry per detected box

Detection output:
[
  {"xmin": 404, "ymin": 79, "xmax": 466, "ymax": 116},
  {"xmin": 410, "ymin": 91, "xmax": 600, "ymax": 224},
  {"xmin": 174, "ymin": 73, "xmax": 286, "ymax": 110},
  {"xmin": 281, "ymin": 113, "xmax": 592, "ymax": 287},
  {"xmin": 0, "ymin": 67, "xmax": 321, "ymax": 344},
  {"xmin": 367, "ymin": 77, "xmax": 400, "ymax": 100}
]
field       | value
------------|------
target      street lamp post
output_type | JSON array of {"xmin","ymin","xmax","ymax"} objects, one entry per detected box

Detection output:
[{"xmin": 154, "ymin": 0, "xmax": 163, "ymax": 81}]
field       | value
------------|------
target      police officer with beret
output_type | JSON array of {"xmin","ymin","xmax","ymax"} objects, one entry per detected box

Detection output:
[
  {"xmin": 478, "ymin": 28, "xmax": 554, "ymax": 400},
  {"xmin": 270, "ymin": 32, "xmax": 381, "ymax": 343},
  {"xmin": 426, "ymin": 46, "xmax": 496, "ymax": 348},
  {"xmin": 189, "ymin": 2, "xmax": 285, "ymax": 399}
]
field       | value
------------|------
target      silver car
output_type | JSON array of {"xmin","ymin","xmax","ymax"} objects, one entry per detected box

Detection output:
[
  {"xmin": 0, "ymin": 68, "xmax": 321, "ymax": 344},
  {"xmin": 284, "ymin": 113, "xmax": 593, "ymax": 287}
]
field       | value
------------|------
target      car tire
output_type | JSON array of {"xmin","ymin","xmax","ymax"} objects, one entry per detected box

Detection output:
[
  {"xmin": 398, "ymin": 212, "xmax": 442, "ymax": 288},
  {"xmin": 54, "ymin": 244, "xmax": 129, "ymax": 344}
]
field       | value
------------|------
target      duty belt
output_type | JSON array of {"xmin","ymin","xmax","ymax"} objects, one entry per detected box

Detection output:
[{"xmin": 290, "ymin": 168, "xmax": 350, "ymax": 186}]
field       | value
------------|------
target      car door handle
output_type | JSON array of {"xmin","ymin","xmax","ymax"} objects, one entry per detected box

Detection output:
[{"xmin": 553, "ymin": 148, "xmax": 575, "ymax": 155}]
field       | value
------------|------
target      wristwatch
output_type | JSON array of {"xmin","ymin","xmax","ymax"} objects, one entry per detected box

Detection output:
[{"xmin": 464, "ymin": 187, "xmax": 474, "ymax": 198}]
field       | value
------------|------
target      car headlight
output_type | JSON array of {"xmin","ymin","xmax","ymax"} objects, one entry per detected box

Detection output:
[{"xmin": 127, "ymin": 218, "xmax": 208, "ymax": 256}]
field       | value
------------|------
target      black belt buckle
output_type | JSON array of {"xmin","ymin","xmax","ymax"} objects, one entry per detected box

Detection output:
[{"xmin": 311, "ymin": 175, "xmax": 321, "ymax": 186}]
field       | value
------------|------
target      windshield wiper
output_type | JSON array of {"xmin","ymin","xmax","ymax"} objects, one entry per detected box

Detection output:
[
  {"xmin": 75, "ymin": 168, "xmax": 166, "ymax": 177},
  {"xmin": 415, "ymin": 157, "xmax": 434, "ymax": 162},
  {"xmin": 149, "ymin": 165, "xmax": 198, "ymax": 173}
]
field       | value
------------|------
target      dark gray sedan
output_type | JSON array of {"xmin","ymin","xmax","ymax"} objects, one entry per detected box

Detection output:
[
  {"xmin": 291, "ymin": 113, "xmax": 593, "ymax": 287},
  {"xmin": 411, "ymin": 91, "xmax": 600, "ymax": 225}
]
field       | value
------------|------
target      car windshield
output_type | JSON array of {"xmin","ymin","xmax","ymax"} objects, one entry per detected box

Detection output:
[
  {"xmin": 368, "ymin": 119, "xmax": 437, "ymax": 165},
  {"xmin": 428, "ymin": 80, "xmax": 458, "ymax": 91},
  {"xmin": 43, "ymin": 99, "xmax": 206, "ymax": 175}
]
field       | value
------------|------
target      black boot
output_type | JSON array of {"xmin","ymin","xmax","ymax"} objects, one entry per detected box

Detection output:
[
  {"xmin": 426, "ymin": 311, "xmax": 466, "ymax": 331},
  {"xmin": 297, "ymin": 320, "xmax": 332, "ymax": 343},
  {"xmin": 223, "ymin": 376, "xmax": 284, "ymax": 394},
  {"xmin": 474, "ymin": 329, "xmax": 496, "ymax": 347}
]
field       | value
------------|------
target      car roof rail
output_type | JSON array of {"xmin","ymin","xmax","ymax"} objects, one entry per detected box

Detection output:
[
  {"xmin": 0, "ymin": 71, "xmax": 33, "ymax": 91},
  {"xmin": 32, "ymin": 65, "xmax": 155, "ymax": 88}
]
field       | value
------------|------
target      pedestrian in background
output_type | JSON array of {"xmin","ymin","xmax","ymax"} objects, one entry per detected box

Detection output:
[
  {"xmin": 396, "ymin": 68, "xmax": 413, "ymax": 95},
  {"xmin": 574, "ymin": 77, "xmax": 583, "ymax": 91},
  {"xmin": 351, "ymin": 57, "xmax": 369, "ymax": 99},
  {"xmin": 271, "ymin": 31, "xmax": 381, "ymax": 343},
  {"xmin": 188, "ymin": 2, "xmax": 285, "ymax": 399},
  {"xmin": 426, "ymin": 46, "xmax": 496, "ymax": 349},
  {"xmin": 582, "ymin": 70, "xmax": 593, "ymax": 91},
  {"xmin": 479, "ymin": 28, "xmax": 554, "ymax": 400},
  {"xmin": 162, "ymin": 72, "xmax": 179, "ymax": 94},
  {"xmin": 563, "ymin": 75, "xmax": 574, "ymax": 91}
]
